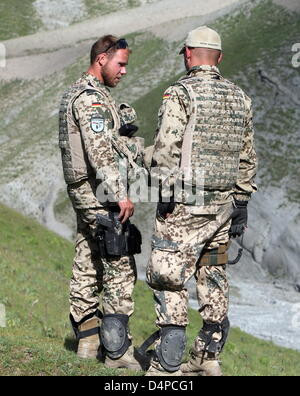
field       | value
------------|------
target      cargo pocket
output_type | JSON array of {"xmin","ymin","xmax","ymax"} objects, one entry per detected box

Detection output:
[{"xmin": 147, "ymin": 236, "xmax": 184, "ymax": 291}]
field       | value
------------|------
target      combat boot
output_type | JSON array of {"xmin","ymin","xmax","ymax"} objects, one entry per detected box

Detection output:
[
  {"xmin": 77, "ymin": 316, "xmax": 101, "ymax": 359},
  {"xmin": 105, "ymin": 344, "xmax": 142, "ymax": 370},
  {"xmin": 145, "ymin": 359, "xmax": 182, "ymax": 376},
  {"xmin": 181, "ymin": 353, "xmax": 222, "ymax": 376}
]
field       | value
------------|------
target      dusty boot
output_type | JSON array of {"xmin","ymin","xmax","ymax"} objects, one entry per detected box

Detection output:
[
  {"xmin": 77, "ymin": 316, "xmax": 101, "ymax": 359},
  {"xmin": 181, "ymin": 353, "xmax": 222, "ymax": 376},
  {"xmin": 105, "ymin": 344, "xmax": 142, "ymax": 370},
  {"xmin": 181, "ymin": 318, "xmax": 229, "ymax": 376},
  {"xmin": 145, "ymin": 359, "xmax": 182, "ymax": 376},
  {"xmin": 101, "ymin": 314, "xmax": 142, "ymax": 370}
]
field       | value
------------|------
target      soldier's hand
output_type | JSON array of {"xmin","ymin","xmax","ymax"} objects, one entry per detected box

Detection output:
[
  {"xmin": 229, "ymin": 200, "xmax": 248, "ymax": 238},
  {"xmin": 118, "ymin": 198, "xmax": 134, "ymax": 223}
]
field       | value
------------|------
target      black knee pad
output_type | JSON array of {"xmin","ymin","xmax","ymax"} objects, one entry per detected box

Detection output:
[
  {"xmin": 100, "ymin": 314, "xmax": 131, "ymax": 359},
  {"xmin": 156, "ymin": 325, "xmax": 186, "ymax": 372},
  {"xmin": 199, "ymin": 317, "xmax": 230, "ymax": 354}
]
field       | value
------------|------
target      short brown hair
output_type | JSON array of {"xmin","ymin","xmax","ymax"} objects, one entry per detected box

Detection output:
[
  {"xmin": 90, "ymin": 35, "xmax": 119, "ymax": 64},
  {"xmin": 90, "ymin": 35, "xmax": 132, "ymax": 64}
]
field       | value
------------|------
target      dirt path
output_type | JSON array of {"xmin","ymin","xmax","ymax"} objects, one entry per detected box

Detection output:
[{"xmin": 1, "ymin": 0, "xmax": 243, "ymax": 81}]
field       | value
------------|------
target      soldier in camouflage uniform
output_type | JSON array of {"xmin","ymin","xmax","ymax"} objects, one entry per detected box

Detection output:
[
  {"xmin": 59, "ymin": 35, "xmax": 143, "ymax": 370},
  {"xmin": 146, "ymin": 27, "xmax": 257, "ymax": 376}
]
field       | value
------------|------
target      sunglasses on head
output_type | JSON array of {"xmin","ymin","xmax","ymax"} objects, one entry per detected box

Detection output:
[{"xmin": 104, "ymin": 38, "xmax": 128, "ymax": 52}]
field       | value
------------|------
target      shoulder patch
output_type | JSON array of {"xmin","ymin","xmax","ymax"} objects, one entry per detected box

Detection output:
[{"xmin": 90, "ymin": 114, "xmax": 104, "ymax": 133}]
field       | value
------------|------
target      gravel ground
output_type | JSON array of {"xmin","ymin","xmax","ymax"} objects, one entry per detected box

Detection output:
[{"xmin": 33, "ymin": 0, "xmax": 87, "ymax": 30}]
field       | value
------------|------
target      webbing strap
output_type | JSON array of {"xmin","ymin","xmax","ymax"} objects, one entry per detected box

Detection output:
[
  {"xmin": 199, "ymin": 243, "xmax": 230, "ymax": 266},
  {"xmin": 138, "ymin": 330, "xmax": 160, "ymax": 355},
  {"xmin": 77, "ymin": 327, "xmax": 99, "ymax": 340}
]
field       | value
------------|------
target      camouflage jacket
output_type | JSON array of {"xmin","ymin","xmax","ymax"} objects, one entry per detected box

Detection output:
[
  {"xmin": 59, "ymin": 73, "xmax": 143, "ymax": 209},
  {"xmin": 151, "ymin": 65, "xmax": 257, "ymax": 207}
]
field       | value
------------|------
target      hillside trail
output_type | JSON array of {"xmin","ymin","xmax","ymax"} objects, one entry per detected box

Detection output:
[
  {"xmin": 1, "ymin": 0, "xmax": 243, "ymax": 81},
  {"xmin": 2, "ymin": 0, "xmax": 297, "ymax": 81}
]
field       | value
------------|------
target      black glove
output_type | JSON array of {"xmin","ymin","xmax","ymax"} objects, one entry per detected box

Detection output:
[
  {"xmin": 157, "ymin": 201, "xmax": 175, "ymax": 220},
  {"xmin": 229, "ymin": 200, "xmax": 248, "ymax": 238},
  {"xmin": 119, "ymin": 124, "xmax": 138, "ymax": 138}
]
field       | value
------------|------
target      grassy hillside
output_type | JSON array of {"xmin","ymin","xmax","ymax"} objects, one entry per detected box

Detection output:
[
  {"xmin": 0, "ymin": 1, "xmax": 42, "ymax": 41},
  {"xmin": 0, "ymin": 202, "xmax": 300, "ymax": 376}
]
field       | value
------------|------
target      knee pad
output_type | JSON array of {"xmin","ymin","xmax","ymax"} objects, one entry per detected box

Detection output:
[
  {"xmin": 156, "ymin": 325, "xmax": 186, "ymax": 372},
  {"xmin": 100, "ymin": 314, "xmax": 131, "ymax": 359},
  {"xmin": 199, "ymin": 317, "xmax": 230, "ymax": 354}
]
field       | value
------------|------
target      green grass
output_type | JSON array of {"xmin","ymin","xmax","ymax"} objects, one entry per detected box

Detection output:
[
  {"xmin": 212, "ymin": 0, "xmax": 300, "ymax": 75},
  {"xmin": 133, "ymin": 77, "xmax": 174, "ymax": 146},
  {"xmin": 0, "ymin": 202, "xmax": 300, "ymax": 376},
  {"xmin": 53, "ymin": 189, "xmax": 73, "ymax": 220},
  {"xmin": 0, "ymin": 0, "xmax": 42, "ymax": 41}
]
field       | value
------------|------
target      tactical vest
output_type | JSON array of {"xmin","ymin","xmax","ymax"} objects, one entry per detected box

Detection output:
[
  {"xmin": 178, "ymin": 72, "xmax": 247, "ymax": 191},
  {"xmin": 59, "ymin": 82, "xmax": 142, "ymax": 185}
]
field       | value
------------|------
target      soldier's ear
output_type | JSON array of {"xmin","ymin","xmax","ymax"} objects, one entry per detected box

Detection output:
[
  {"xmin": 96, "ymin": 52, "xmax": 108, "ymax": 67},
  {"xmin": 185, "ymin": 47, "xmax": 192, "ymax": 59},
  {"xmin": 217, "ymin": 52, "xmax": 223, "ymax": 65}
]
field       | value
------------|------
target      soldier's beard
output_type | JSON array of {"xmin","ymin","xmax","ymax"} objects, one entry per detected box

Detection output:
[{"xmin": 102, "ymin": 66, "xmax": 120, "ymax": 88}]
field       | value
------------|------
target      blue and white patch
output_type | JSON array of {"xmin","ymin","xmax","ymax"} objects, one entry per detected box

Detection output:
[{"xmin": 91, "ymin": 115, "xmax": 104, "ymax": 133}]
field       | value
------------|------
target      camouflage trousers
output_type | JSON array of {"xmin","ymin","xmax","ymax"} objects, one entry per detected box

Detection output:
[
  {"xmin": 70, "ymin": 207, "xmax": 137, "ymax": 323},
  {"xmin": 146, "ymin": 202, "xmax": 233, "ymax": 329}
]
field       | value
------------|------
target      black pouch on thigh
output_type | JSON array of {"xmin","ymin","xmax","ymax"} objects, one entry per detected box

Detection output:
[{"xmin": 95, "ymin": 212, "xmax": 142, "ymax": 258}]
